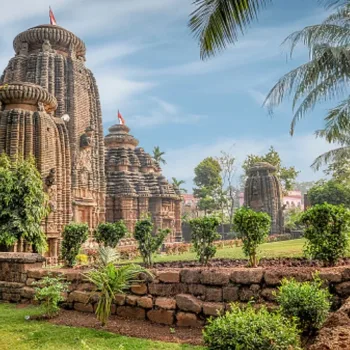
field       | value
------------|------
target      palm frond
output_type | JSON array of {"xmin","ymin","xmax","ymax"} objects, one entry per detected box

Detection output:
[
  {"xmin": 96, "ymin": 246, "xmax": 119, "ymax": 267},
  {"xmin": 312, "ymin": 145, "xmax": 350, "ymax": 170},
  {"xmin": 189, "ymin": 0, "xmax": 273, "ymax": 60},
  {"xmin": 323, "ymin": 3, "xmax": 350, "ymax": 27}
]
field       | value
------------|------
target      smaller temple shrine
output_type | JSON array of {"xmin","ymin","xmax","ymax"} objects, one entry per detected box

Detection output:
[
  {"xmin": 244, "ymin": 162, "xmax": 284, "ymax": 234},
  {"xmin": 105, "ymin": 116, "xmax": 182, "ymax": 242}
]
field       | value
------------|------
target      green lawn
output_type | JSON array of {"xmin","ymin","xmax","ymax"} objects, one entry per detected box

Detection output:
[
  {"xmin": 125, "ymin": 239, "xmax": 306, "ymax": 264},
  {"xmin": 0, "ymin": 304, "xmax": 204, "ymax": 350}
]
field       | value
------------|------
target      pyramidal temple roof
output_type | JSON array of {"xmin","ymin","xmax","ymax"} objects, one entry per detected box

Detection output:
[{"xmin": 105, "ymin": 122, "xmax": 181, "ymax": 199}]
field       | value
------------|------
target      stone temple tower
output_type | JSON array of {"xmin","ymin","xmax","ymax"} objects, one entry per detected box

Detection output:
[
  {"xmin": 105, "ymin": 121, "xmax": 182, "ymax": 242},
  {"xmin": 0, "ymin": 24, "xmax": 106, "ymax": 260},
  {"xmin": 244, "ymin": 162, "xmax": 284, "ymax": 234}
]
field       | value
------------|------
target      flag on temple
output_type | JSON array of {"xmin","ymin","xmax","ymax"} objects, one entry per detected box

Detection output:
[
  {"xmin": 118, "ymin": 110, "xmax": 125, "ymax": 125},
  {"xmin": 49, "ymin": 7, "xmax": 57, "ymax": 25}
]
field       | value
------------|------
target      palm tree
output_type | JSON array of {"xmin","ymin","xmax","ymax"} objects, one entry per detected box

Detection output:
[
  {"xmin": 172, "ymin": 177, "xmax": 188, "ymax": 193},
  {"xmin": 188, "ymin": 0, "xmax": 341, "ymax": 60},
  {"xmin": 152, "ymin": 146, "xmax": 166, "ymax": 165},
  {"xmin": 264, "ymin": 1, "xmax": 350, "ymax": 141}
]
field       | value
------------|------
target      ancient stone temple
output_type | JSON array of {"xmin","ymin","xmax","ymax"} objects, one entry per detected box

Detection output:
[
  {"xmin": 105, "ymin": 121, "xmax": 182, "ymax": 242},
  {"xmin": 0, "ymin": 24, "xmax": 106, "ymax": 261},
  {"xmin": 244, "ymin": 162, "xmax": 284, "ymax": 234}
]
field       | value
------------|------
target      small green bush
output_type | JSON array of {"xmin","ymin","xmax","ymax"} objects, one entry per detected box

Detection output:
[
  {"xmin": 189, "ymin": 216, "xmax": 220, "ymax": 265},
  {"xmin": 203, "ymin": 303, "xmax": 301, "ymax": 350},
  {"xmin": 76, "ymin": 254, "xmax": 89, "ymax": 265},
  {"xmin": 134, "ymin": 218, "xmax": 169, "ymax": 267},
  {"xmin": 32, "ymin": 275, "xmax": 70, "ymax": 317},
  {"xmin": 233, "ymin": 207, "xmax": 271, "ymax": 267},
  {"xmin": 299, "ymin": 203, "xmax": 350, "ymax": 265},
  {"xmin": 276, "ymin": 275, "xmax": 331, "ymax": 334},
  {"xmin": 94, "ymin": 221, "xmax": 127, "ymax": 248},
  {"xmin": 61, "ymin": 223, "xmax": 89, "ymax": 267}
]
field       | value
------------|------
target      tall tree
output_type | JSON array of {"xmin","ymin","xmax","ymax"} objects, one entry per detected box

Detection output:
[
  {"xmin": 242, "ymin": 146, "xmax": 299, "ymax": 192},
  {"xmin": 172, "ymin": 177, "xmax": 188, "ymax": 193},
  {"xmin": 265, "ymin": 1, "xmax": 350, "ymax": 140},
  {"xmin": 152, "ymin": 146, "xmax": 166, "ymax": 165},
  {"xmin": 188, "ymin": 0, "xmax": 340, "ymax": 59},
  {"xmin": 0, "ymin": 154, "xmax": 48, "ymax": 253},
  {"xmin": 193, "ymin": 157, "xmax": 222, "ymax": 214},
  {"xmin": 217, "ymin": 150, "xmax": 238, "ymax": 230}
]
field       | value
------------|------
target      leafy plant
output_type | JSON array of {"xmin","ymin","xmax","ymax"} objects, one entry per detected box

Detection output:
[
  {"xmin": 0, "ymin": 154, "xmax": 49, "ymax": 252},
  {"xmin": 76, "ymin": 254, "xmax": 89, "ymax": 265},
  {"xmin": 299, "ymin": 203, "xmax": 350, "ymax": 265},
  {"xmin": 134, "ymin": 218, "xmax": 169, "ymax": 267},
  {"xmin": 96, "ymin": 246, "xmax": 119, "ymax": 267},
  {"xmin": 284, "ymin": 207, "xmax": 304, "ymax": 231},
  {"xmin": 203, "ymin": 303, "xmax": 301, "ymax": 350},
  {"xmin": 233, "ymin": 207, "xmax": 271, "ymax": 267},
  {"xmin": 32, "ymin": 275, "xmax": 70, "ymax": 317},
  {"xmin": 61, "ymin": 223, "xmax": 89, "ymax": 267},
  {"xmin": 84, "ymin": 255, "xmax": 151, "ymax": 326},
  {"xmin": 152, "ymin": 146, "xmax": 166, "ymax": 165},
  {"xmin": 276, "ymin": 275, "xmax": 331, "ymax": 334},
  {"xmin": 189, "ymin": 216, "xmax": 220, "ymax": 265},
  {"xmin": 94, "ymin": 221, "xmax": 127, "ymax": 248}
]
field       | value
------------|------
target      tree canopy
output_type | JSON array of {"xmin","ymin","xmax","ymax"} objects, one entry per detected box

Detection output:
[{"xmin": 0, "ymin": 154, "xmax": 48, "ymax": 252}]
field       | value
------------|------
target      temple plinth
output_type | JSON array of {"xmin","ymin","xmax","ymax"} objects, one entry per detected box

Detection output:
[
  {"xmin": 244, "ymin": 162, "xmax": 284, "ymax": 234},
  {"xmin": 105, "ymin": 122, "xmax": 182, "ymax": 242}
]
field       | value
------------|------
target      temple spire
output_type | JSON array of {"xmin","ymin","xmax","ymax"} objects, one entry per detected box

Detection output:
[{"xmin": 49, "ymin": 6, "xmax": 57, "ymax": 25}]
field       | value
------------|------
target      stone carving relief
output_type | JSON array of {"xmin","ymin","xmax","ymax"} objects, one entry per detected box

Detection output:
[
  {"xmin": 42, "ymin": 40, "xmax": 54, "ymax": 53},
  {"xmin": 77, "ymin": 126, "xmax": 94, "ymax": 187},
  {"xmin": 19, "ymin": 42, "xmax": 28, "ymax": 56}
]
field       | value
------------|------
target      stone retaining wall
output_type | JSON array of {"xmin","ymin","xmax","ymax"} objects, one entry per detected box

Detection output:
[{"xmin": 6, "ymin": 263, "xmax": 350, "ymax": 327}]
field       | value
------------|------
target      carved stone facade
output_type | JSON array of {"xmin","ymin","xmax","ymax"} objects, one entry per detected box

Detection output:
[
  {"xmin": 0, "ymin": 24, "xmax": 106, "ymax": 262},
  {"xmin": 244, "ymin": 162, "xmax": 284, "ymax": 234},
  {"xmin": 105, "ymin": 123, "xmax": 182, "ymax": 242}
]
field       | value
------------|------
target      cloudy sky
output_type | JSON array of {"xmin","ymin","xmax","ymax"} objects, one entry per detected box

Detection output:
[{"xmin": 0, "ymin": 0, "xmax": 340, "ymax": 190}]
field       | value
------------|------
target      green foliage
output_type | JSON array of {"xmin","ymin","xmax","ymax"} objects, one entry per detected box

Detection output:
[
  {"xmin": 193, "ymin": 157, "xmax": 222, "ymax": 214},
  {"xmin": 96, "ymin": 246, "xmax": 120, "ymax": 267},
  {"xmin": 61, "ymin": 223, "xmax": 89, "ymax": 267},
  {"xmin": 308, "ymin": 180, "xmax": 350, "ymax": 208},
  {"xmin": 203, "ymin": 303, "xmax": 301, "ymax": 350},
  {"xmin": 32, "ymin": 275, "xmax": 70, "ymax": 317},
  {"xmin": 233, "ymin": 207, "xmax": 271, "ymax": 267},
  {"xmin": 152, "ymin": 146, "xmax": 166, "ymax": 165},
  {"xmin": 284, "ymin": 207, "xmax": 304, "ymax": 231},
  {"xmin": 134, "ymin": 218, "xmax": 169, "ymax": 267},
  {"xmin": 0, "ymin": 154, "xmax": 49, "ymax": 252},
  {"xmin": 300, "ymin": 203, "xmax": 350, "ymax": 265},
  {"xmin": 189, "ymin": 216, "xmax": 220, "ymax": 265},
  {"xmin": 76, "ymin": 254, "xmax": 89, "ymax": 265},
  {"xmin": 172, "ymin": 177, "xmax": 187, "ymax": 194},
  {"xmin": 94, "ymin": 221, "xmax": 127, "ymax": 248},
  {"xmin": 276, "ymin": 275, "xmax": 331, "ymax": 334},
  {"xmin": 84, "ymin": 250, "xmax": 151, "ymax": 326},
  {"xmin": 242, "ymin": 146, "xmax": 299, "ymax": 192}
]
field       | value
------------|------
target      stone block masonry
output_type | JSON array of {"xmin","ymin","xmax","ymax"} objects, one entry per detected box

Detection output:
[{"xmin": 3, "ymin": 253, "xmax": 350, "ymax": 327}]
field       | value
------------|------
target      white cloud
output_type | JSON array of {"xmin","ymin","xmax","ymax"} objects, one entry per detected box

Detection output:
[
  {"xmin": 126, "ymin": 97, "xmax": 206, "ymax": 128},
  {"xmin": 162, "ymin": 133, "xmax": 336, "ymax": 191}
]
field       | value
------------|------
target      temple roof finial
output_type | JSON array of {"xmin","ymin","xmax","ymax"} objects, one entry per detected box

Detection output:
[
  {"xmin": 118, "ymin": 110, "xmax": 125, "ymax": 125},
  {"xmin": 49, "ymin": 6, "xmax": 57, "ymax": 26}
]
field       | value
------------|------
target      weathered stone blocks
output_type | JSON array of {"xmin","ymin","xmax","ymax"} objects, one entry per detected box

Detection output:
[
  {"xmin": 147, "ymin": 309, "xmax": 174, "ymax": 325},
  {"xmin": 155, "ymin": 297, "xmax": 176, "ymax": 310},
  {"xmin": 200, "ymin": 270, "xmax": 230, "ymax": 286},
  {"xmin": 176, "ymin": 294, "xmax": 202, "ymax": 313},
  {"xmin": 176, "ymin": 312, "xmax": 203, "ymax": 327},
  {"xmin": 117, "ymin": 306, "xmax": 146, "ymax": 320}
]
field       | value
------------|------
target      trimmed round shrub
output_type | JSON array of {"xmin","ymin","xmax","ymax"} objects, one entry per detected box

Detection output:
[
  {"xmin": 276, "ymin": 275, "xmax": 331, "ymax": 334},
  {"xmin": 61, "ymin": 223, "xmax": 89, "ymax": 267},
  {"xmin": 233, "ymin": 206, "xmax": 271, "ymax": 267},
  {"xmin": 94, "ymin": 221, "xmax": 127, "ymax": 248},
  {"xmin": 299, "ymin": 203, "xmax": 350, "ymax": 265},
  {"xmin": 203, "ymin": 303, "xmax": 301, "ymax": 350}
]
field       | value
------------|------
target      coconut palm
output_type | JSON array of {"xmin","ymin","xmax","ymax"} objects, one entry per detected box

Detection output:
[
  {"xmin": 152, "ymin": 146, "xmax": 166, "ymax": 165},
  {"xmin": 172, "ymin": 177, "xmax": 188, "ymax": 193},
  {"xmin": 264, "ymin": 1, "xmax": 350, "ymax": 141},
  {"xmin": 188, "ymin": 0, "xmax": 342, "ymax": 60}
]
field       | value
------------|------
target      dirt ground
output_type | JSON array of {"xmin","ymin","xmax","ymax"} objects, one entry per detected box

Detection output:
[{"xmin": 49, "ymin": 309, "xmax": 204, "ymax": 346}]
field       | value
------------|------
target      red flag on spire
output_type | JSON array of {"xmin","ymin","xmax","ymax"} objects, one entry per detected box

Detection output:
[
  {"xmin": 49, "ymin": 6, "xmax": 57, "ymax": 25},
  {"xmin": 118, "ymin": 110, "xmax": 125, "ymax": 125}
]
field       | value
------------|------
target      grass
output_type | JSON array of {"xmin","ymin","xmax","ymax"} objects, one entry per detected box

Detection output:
[
  {"xmin": 0, "ymin": 304, "xmax": 204, "ymax": 350},
  {"xmin": 125, "ymin": 238, "xmax": 306, "ymax": 264}
]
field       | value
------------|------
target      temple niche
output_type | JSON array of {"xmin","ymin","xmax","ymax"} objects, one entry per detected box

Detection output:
[
  {"xmin": 244, "ymin": 162, "xmax": 284, "ymax": 234},
  {"xmin": 0, "ymin": 24, "xmax": 106, "ymax": 261},
  {"xmin": 105, "ymin": 122, "xmax": 182, "ymax": 242}
]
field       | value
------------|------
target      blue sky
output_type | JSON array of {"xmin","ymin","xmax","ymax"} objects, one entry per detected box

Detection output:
[{"xmin": 0, "ymin": 0, "xmax": 340, "ymax": 190}]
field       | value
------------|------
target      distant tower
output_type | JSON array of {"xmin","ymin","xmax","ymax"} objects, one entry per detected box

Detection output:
[
  {"xmin": 244, "ymin": 162, "xmax": 284, "ymax": 234},
  {"xmin": 105, "ymin": 117, "xmax": 182, "ymax": 242}
]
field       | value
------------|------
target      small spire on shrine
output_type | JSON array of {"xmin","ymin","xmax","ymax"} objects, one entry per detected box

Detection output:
[
  {"xmin": 118, "ymin": 110, "xmax": 125, "ymax": 125},
  {"xmin": 49, "ymin": 6, "xmax": 57, "ymax": 25}
]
